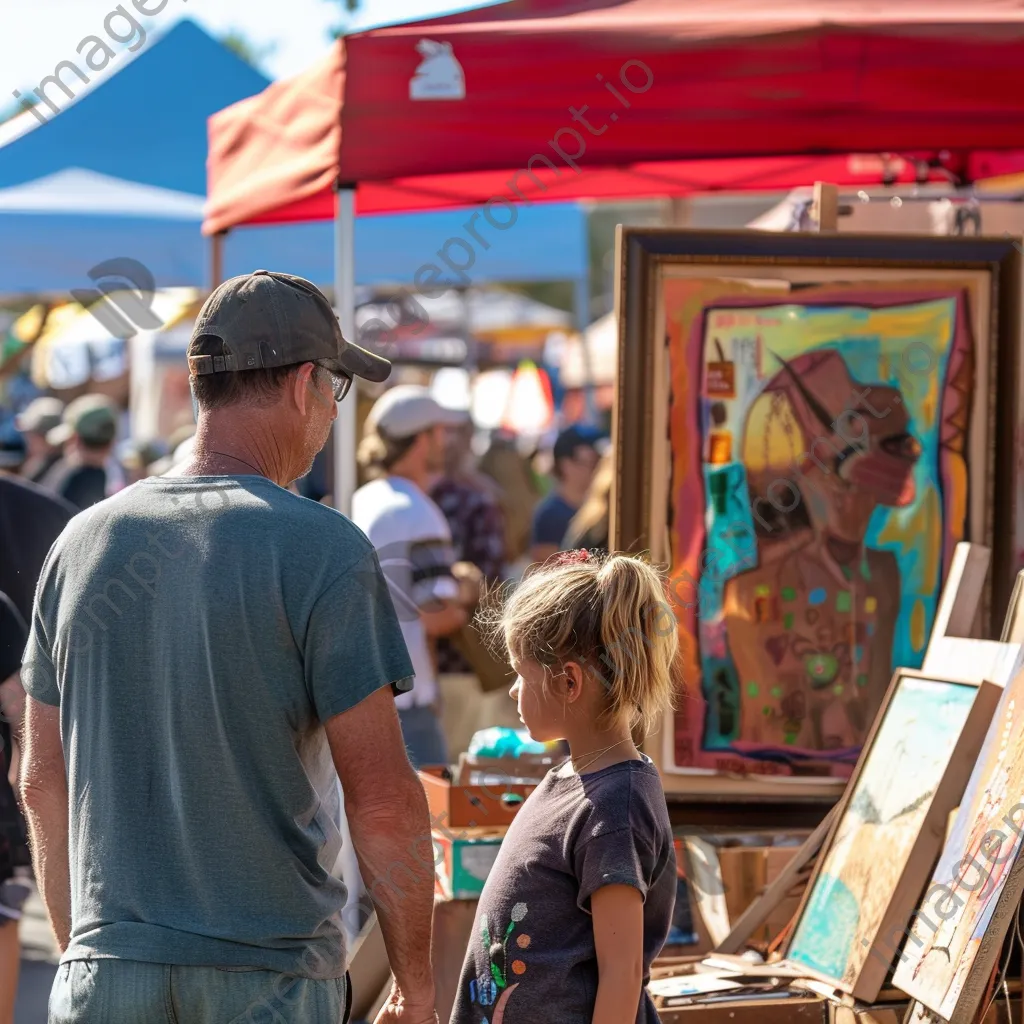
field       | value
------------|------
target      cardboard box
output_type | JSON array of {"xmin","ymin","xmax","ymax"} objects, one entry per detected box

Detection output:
[
  {"xmin": 420, "ymin": 766, "xmax": 536, "ymax": 829},
  {"xmin": 658, "ymin": 993, "xmax": 829, "ymax": 1023},
  {"xmin": 433, "ymin": 827, "xmax": 505, "ymax": 900},
  {"xmin": 457, "ymin": 754, "xmax": 555, "ymax": 785},
  {"xmin": 716, "ymin": 845, "xmax": 800, "ymax": 944},
  {"xmin": 763, "ymin": 846, "xmax": 803, "ymax": 941}
]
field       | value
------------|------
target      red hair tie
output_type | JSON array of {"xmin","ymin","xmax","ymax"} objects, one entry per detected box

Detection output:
[{"xmin": 553, "ymin": 549, "xmax": 592, "ymax": 567}]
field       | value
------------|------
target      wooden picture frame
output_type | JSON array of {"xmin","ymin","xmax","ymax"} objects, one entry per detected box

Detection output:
[
  {"xmin": 892, "ymin": 665, "xmax": 1024, "ymax": 1022},
  {"xmin": 780, "ymin": 669, "xmax": 1000, "ymax": 1001},
  {"xmin": 1000, "ymin": 568, "xmax": 1024, "ymax": 644},
  {"xmin": 613, "ymin": 229, "xmax": 1022, "ymax": 800}
]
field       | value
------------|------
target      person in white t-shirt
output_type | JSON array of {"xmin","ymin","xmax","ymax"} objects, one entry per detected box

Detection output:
[{"xmin": 352, "ymin": 386, "xmax": 481, "ymax": 767}]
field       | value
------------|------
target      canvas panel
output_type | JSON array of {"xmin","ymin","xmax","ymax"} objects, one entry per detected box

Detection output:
[
  {"xmin": 785, "ymin": 674, "xmax": 984, "ymax": 993},
  {"xmin": 893, "ymin": 668, "xmax": 1024, "ymax": 1021},
  {"xmin": 655, "ymin": 268, "xmax": 994, "ymax": 782}
]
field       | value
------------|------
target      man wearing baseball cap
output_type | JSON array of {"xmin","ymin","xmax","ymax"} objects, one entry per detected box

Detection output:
[
  {"xmin": 530, "ymin": 424, "xmax": 603, "ymax": 565},
  {"xmin": 20, "ymin": 272, "xmax": 439, "ymax": 1024},
  {"xmin": 14, "ymin": 396, "xmax": 64, "ymax": 484},
  {"xmin": 43, "ymin": 394, "xmax": 120, "ymax": 510},
  {"xmin": 352, "ymin": 386, "xmax": 479, "ymax": 769}
]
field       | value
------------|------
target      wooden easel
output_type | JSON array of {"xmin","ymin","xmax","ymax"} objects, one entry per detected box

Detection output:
[
  {"xmin": 811, "ymin": 182, "xmax": 840, "ymax": 233},
  {"xmin": 906, "ymin": 567, "xmax": 1024, "ymax": 1024},
  {"xmin": 921, "ymin": 545, "xmax": 1024, "ymax": 686},
  {"xmin": 711, "ymin": 546, "xmax": 1022, "ymax": 966}
]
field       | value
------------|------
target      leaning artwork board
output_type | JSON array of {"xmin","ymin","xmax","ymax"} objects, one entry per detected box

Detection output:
[
  {"xmin": 613, "ymin": 229, "xmax": 1024, "ymax": 800},
  {"xmin": 772, "ymin": 668, "xmax": 1001, "ymax": 1002},
  {"xmin": 892, "ymin": 662, "xmax": 1024, "ymax": 1022},
  {"xmin": 920, "ymin": 548, "xmax": 1024, "ymax": 687}
]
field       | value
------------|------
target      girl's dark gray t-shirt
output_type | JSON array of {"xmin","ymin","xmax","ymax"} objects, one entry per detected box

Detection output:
[{"xmin": 450, "ymin": 755, "xmax": 675, "ymax": 1024}]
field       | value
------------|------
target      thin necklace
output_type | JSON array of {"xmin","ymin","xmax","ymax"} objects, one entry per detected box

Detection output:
[
  {"xmin": 206, "ymin": 450, "xmax": 264, "ymax": 476},
  {"xmin": 571, "ymin": 738, "xmax": 631, "ymax": 775}
]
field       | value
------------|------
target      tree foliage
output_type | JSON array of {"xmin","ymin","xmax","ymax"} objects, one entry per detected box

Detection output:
[
  {"xmin": 219, "ymin": 30, "xmax": 278, "ymax": 73},
  {"xmin": 326, "ymin": 0, "xmax": 361, "ymax": 40}
]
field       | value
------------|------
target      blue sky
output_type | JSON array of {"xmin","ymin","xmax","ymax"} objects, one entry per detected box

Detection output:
[{"xmin": 1, "ymin": 0, "xmax": 497, "ymax": 99}]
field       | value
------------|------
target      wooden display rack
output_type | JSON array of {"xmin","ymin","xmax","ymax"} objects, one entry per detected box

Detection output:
[{"xmin": 651, "ymin": 554, "xmax": 1024, "ymax": 1024}]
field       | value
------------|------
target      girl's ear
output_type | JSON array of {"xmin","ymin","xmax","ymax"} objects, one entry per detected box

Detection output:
[{"xmin": 562, "ymin": 661, "xmax": 586, "ymax": 704}]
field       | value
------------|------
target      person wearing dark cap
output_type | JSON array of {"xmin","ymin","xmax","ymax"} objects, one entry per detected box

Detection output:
[
  {"xmin": 529, "ymin": 424, "xmax": 603, "ymax": 565},
  {"xmin": 44, "ymin": 394, "xmax": 119, "ymax": 510},
  {"xmin": 19, "ymin": 272, "xmax": 438, "ymax": 1024},
  {"xmin": 14, "ymin": 396, "xmax": 64, "ymax": 484}
]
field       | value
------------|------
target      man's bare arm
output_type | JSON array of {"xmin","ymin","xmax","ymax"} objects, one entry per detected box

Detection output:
[
  {"xmin": 18, "ymin": 695, "xmax": 71, "ymax": 952},
  {"xmin": 325, "ymin": 686, "xmax": 437, "ymax": 1021}
]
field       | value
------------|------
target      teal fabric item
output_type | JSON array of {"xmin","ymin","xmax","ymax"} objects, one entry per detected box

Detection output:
[
  {"xmin": 22, "ymin": 476, "xmax": 413, "ymax": 977},
  {"xmin": 467, "ymin": 726, "xmax": 546, "ymax": 759},
  {"xmin": 48, "ymin": 959, "xmax": 348, "ymax": 1024}
]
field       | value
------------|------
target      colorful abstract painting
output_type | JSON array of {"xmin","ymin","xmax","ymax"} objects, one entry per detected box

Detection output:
[
  {"xmin": 786, "ymin": 675, "xmax": 979, "ymax": 989},
  {"xmin": 893, "ymin": 670, "xmax": 1024, "ymax": 1021},
  {"xmin": 666, "ymin": 281, "xmax": 977, "ymax": 777}
]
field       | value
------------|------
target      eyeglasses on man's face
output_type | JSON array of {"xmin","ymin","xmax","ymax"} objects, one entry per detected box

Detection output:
[{"xmin": 314, "ymin": 362, "xmax": 353, "ymax": 403}]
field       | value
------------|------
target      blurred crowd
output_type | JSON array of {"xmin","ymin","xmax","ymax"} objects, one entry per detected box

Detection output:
[{"xmin": 0, "ymin": 390, "xmax": 612, "ymax": 567}]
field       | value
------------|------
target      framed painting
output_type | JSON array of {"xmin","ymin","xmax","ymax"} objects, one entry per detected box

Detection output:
[
  {"xmin": 613, "ymin": 229, "xmax": 1022, "ymax": 800},
  {"xmin": 780, "ymin": 668, "xmax": 999, "ymax": 1001},
  {"xmin": 892, "ymin": 665, "xmax": 1024, "ymax": 1022}
]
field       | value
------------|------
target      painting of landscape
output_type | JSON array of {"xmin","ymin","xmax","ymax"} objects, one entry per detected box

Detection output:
[
  {"xmin": 786, "ymin": 673, "xmax": 982, "ymax": 994},
  {"xmin": 893, "ymin": 669, "xmax": 1024, "ymax": 1022}
]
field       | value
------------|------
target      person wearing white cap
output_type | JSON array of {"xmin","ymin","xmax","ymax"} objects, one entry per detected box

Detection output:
[{"xmin": 352, "ymin": 385, "xmax": 478, "ymax": 768}]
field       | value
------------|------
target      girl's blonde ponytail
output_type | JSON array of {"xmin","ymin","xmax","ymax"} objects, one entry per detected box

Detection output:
[
  {"xmin": 489, "ymin": 551, "xmax": 678, "ymax": 737},
  {"xmin": 592, "ymin": 556, "xmax": 678, "ymax": 735}
]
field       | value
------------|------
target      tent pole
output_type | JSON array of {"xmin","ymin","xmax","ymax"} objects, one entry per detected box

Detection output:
[
  {"xmin": 333, "ymin": 185, "xmax": 358, "ymax": 515},
  {"xmin": 575, "ymin": 274, "xmax": 597, "ymax": 426},
  {"xmin": 576, "ymin": 208, "xmax": 597, "ymax": 425},
  {"xmin": 210, "ymin": 231, "xmax": 226, "ymax": 291}
]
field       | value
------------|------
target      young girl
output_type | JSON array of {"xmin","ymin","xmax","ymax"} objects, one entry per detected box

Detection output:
[{"xmin": 450, "ymin": 550, "xmax": 678, "ymax": 1024}]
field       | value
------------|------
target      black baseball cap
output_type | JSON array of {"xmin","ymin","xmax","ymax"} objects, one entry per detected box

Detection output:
[
  {"xmin": 188, "ymin": 270, "xmax": 391, "ymax": 383},
  {"xmin": 553, "ymin": 424, "xmax": 603, "ymax": 462}
]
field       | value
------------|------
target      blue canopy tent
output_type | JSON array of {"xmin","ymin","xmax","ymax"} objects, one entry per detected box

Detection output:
[
  {"xmin": 0, "ymin": 168, "xmax": 589, "ymax": 295},
  {"xmin": 0, "ymin": 20, "xmax": 265, "ymax": 195},
  {"xmin": 0, "ymin": 19, "xmax": 589, "ymax": 294}
]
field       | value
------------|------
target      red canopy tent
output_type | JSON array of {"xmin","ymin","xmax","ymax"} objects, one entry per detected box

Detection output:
[
  {"xmin": 203, "ymin": 0, "xmax": 1024, "ymax": 508},
  {"xmin": 205, "ymin": 0, "xmax": 1024, "ymax": 230}
]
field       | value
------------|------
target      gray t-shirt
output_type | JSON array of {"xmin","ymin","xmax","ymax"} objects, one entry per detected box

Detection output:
[
  {"xmin": 450, "ymin": 756, "xmax": 675, "ymax": 1024},
  {"xmin": 21, "ymin": 475, "xmax": 413, "ymax": 976}
]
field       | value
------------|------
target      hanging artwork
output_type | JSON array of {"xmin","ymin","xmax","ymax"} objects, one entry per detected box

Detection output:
[
  {"xmin": 892, "ymin": 666, "xmax": 1024, "ymax": 1022},
  {"xmin": 783, "ymin": 670, "xmax": 998, "ymax": 1000},
  {"xmin": 614, "ymin": 230, "xmax": 1021, "ymax": 799}
]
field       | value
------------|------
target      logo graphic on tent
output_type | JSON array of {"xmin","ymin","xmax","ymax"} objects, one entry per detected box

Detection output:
[{"xmin": 409, "ymin": 40, "xmax": 465, "ymax": 101}]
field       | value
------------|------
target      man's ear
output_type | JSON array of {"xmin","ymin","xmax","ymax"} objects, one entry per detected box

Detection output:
[{"xmin": 294, "ymin": 362, "xmax": 330, "ymax": 415}]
